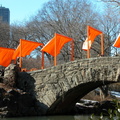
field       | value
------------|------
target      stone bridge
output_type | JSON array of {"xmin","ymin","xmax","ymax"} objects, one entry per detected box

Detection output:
[{"xmin": 17, "ymin": 57, "xmax": 120, "ymax": 115}]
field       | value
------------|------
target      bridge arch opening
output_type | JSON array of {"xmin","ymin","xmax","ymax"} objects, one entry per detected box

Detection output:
[{"xmin": 47, "ymin": 81, "xmax": 117, "ymax": 115}]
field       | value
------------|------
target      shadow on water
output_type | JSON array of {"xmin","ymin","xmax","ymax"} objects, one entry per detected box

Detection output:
[
  {"xmin": 1, "ymin": 115, "xmax": 102, "ymax": 120},
  {"xmin": 2, "ymin": 116, "xmax": 89, "ymax": 120}
]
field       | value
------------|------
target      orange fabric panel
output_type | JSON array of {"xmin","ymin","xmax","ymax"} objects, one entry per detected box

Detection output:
[
  {"xmin": 41, "ymin": 33, "xmax": 72, "ymax": 56},
  {"xmin": 88, "ymin": 26, "xmax": 102, "ymax": 43},
  {"xmin": 113, "ymin": 33, "xmax": 120, "ymax": 47},
  {"xmin": 12, "ymin": 44, "xmax": 20, "ymax": 60},
  {"xmin": 12, "ymin": 39, "xmax": 43, "ymax": 60},
  {"xmin": 82, "ymin": 26, "xmax": 102, "ymax": 51},
  {"xmin": 0, "ymin": 47, "xmax": 15, "ymax": 67}
]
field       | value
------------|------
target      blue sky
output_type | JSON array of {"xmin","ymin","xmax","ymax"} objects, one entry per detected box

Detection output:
[
  {"xmin": 0, "ymin": 0, "xmax": 50, "ymax": 24},
  {"xmin": 0, "ymin": 0, "xmax": 104, "ymax": 25}
]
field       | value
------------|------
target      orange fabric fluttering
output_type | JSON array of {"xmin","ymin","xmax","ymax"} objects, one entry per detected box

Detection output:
[
  {"xmin": 0, "ymin": 47, "xmax": 15, "ymax": 67},
  {"xmin": 113, "ymin": 33, "xmax": 120, "ymax": 48},
  {"xmin": 82, "ymin": 26, "xmax": 102, "ymax": 51},
  {"xmin": 87, "ymin": 26, "xmax": 102, "ymax": 42},
  {"xmin": 41, "ymin": 33, "xmax": 72, "ymax": 57},
  {"xmin": 12, "ymin": 39, "xmax": 43, "ymax": 60}
]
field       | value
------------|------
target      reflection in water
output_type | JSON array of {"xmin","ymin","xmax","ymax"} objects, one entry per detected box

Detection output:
[
  {"xmin": 2, "ymin": 116, "xmax": 74, "ymax": 120},
  {"xmin": 74, "ymin": 115, "xmax": 100, "ymax": 120},
  {"xmin": 2, "ymin": 115, "xmax": 101, "ymax": 120}
]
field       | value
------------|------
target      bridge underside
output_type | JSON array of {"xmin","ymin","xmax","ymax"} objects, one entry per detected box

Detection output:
[{"xmin": 47, "ymin": 81, "xmax": 116, "ymax": 115}]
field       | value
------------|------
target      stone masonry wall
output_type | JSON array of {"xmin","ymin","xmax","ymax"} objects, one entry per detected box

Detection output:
[{"xmin": 17, "ymin": 56, "xmax": 120, "ymax": 114}]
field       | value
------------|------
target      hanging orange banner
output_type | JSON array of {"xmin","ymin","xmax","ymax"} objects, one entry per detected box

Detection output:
[
  {"xmin": 12, "ymin": 39, "xmax": 43, "ymax": 60},
  {"xmin": 88, "ymin": 26, "xmax": 102, "ymax": 42},
  {"xmin": 113, "ymin": 33, "xmax": 120, "ymax": 47},
  {"xmin": 41, "ymin": 33, "xmax": 72, "ymax": 57},
  {"xmin": 82, "ymin": 26, "xmax": 102, "ymax": 51},
  {"xmin": 0, "ymin": 47, "xmax": 15, "ymax": 67}
]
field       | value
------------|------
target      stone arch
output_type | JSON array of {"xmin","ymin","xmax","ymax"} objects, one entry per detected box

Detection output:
[
  {"xmin": 47, "ymin": 81, "xmax": 116, "ymax": 115},
  {"xmin": 25, "ymin": 57, "xmax": 120, "ymax": 115}
]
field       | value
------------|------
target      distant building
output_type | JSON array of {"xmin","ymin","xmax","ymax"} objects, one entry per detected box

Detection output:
[{"xmin": 0, "ymin": 6, "xmax": 10, "ymax": 24}]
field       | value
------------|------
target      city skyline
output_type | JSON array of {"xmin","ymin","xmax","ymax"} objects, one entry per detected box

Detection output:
[
  {"xmin": 0, "ymin": 0, "xmax": 49, "ymax": 24},
  {"xmin": 0, "ymin": 5, "xmax": 10, "ymax": 24}
]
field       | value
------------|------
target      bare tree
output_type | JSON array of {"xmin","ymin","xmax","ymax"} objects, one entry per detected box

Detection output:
[
  {"xmin": 0, "ymin": 23, "xmax": 10, "ymax": 48},
  {"xmin": 10, "ymin": 23, "xmax": 30, "ymax": 48},
  {"xmin": 101, "ymin": 0, "xmax": 120, "ymax": 16},
  {"xmin": 101, "ymin": 0, "xmax": 120, "ymax": 6},
  {"xmin": 25, "ymin": 0, "xmax": 101, "ymax": 64},
  {"xmin": 10, "ymin": 0, "xmax": 119, "ymax": 67},
  {"xmin": 97, "ymin": 4, "xmax": 120, "ymax": 56},
  {"xmin": 10, "ymin": 22, "xmax": 44, "ymax": 67}
]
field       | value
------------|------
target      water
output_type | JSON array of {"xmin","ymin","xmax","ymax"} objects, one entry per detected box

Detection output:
[
  {"xmin": 110, "ymin": 91, "xmax": 120, "ymax": 98},
  {"xmin": 2, "ymin": 90, "xmax": 120, "ymax": 120},
  {"xmin": 0, "ymin": 115, "xmax": 101, "ymax": 120}
]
